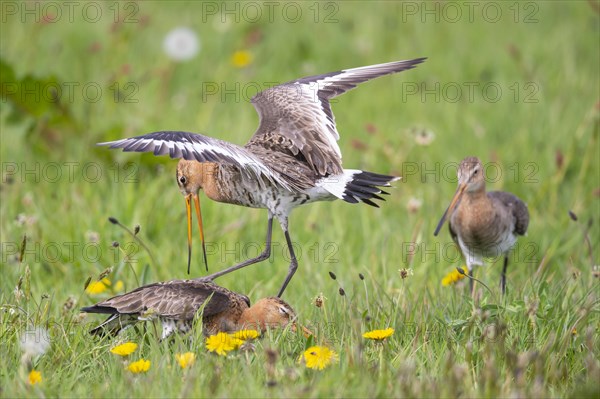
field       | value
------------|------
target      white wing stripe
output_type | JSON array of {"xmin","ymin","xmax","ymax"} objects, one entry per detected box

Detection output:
[
  {"xmin": 99, "ymin": 132, "xmax": 293, "ymax": 191},
  {"xmin": 299, "ymin": 83, "xmax": 341, "ymax": 156}
]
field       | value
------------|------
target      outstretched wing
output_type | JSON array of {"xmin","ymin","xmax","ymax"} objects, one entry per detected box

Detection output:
[
  {"xmin": 98, "ymin": 131, "xmax": 294, "ymax": 190},
  {"xmin": 246, "ymin": 58, "xmax": 426, "ymax": 176},
  {"xmin": 81, "ymin": 280, "xmax": 232, "ymax": 320}
]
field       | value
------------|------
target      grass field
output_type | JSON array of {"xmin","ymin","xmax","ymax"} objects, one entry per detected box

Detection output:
[{"xmin": 1, "ymin": 1, "xmax": 599, "ymax": 397}]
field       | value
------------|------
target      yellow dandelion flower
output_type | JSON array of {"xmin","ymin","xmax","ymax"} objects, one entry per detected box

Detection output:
[
  {"xmin": 299, "ymin": 346, "xmax": 338, "ymax": 370},
  {"xmin": 230, "ymin": 337, "xmax": 244, "ymax": 349},
  {"xmin": 28, "ymin": 370, "xmax": 42, "ymax": 385},
  {"xmin": 86, "ymin": 280, "xmax": 108, "ymax": 295},
  {"xmin": 441, "ymin": 266, "xmax": 469, "ymax": 286},
  {"xmin": 113, "ymin": 280, "xmax": 124, "ymax": 292},
  {"xmin": 110, "ymin": 342, "xmax": 138, "ymax": 356},
  {"xmin": 205, "ymin": 332, "xmax": 242, "ymax": 356},
  {"xmin": 175, "ymin": 352, "xmax": 196, "ymax": 369},
  {"xmin": 230, "ymin": 330, "xmax": 260, "ymax": 341},
  {"xmin": 127, "ymin": 359, "xmax": 151, "ymax": 373},
  {"xmin": 231, "ymin": 50, "xmax": 253, "ymax": 68},
  {"xmin": 363, "ymin": 327, "xmax": 394, "ymax": 340}
]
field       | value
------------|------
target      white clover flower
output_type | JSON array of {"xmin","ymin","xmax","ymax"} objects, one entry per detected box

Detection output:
[
  {"xmin": 19, "ymin": 327, "xmax": 50, "ymax": 358},
  {"xmin": 163, "ymin": 27, "xmax": 200, "ymax": 61}
]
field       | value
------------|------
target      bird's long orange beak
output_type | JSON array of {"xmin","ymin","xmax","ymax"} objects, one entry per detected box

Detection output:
[
  {"xmin": 185, "ymin": 193, "xmax": 209, "ymax": 274},
  {"xmin": 291, "ymin": 322, "xmax": 315, "ymax": 338},
  {"xmin": 434, "ymin": 183, "xmax": 467, "ymax": 236}
]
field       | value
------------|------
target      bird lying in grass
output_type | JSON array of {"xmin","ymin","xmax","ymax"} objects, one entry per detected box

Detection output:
[{"xmin": 81, "ymin": 279, "xmax": 307, "ymax": 339}]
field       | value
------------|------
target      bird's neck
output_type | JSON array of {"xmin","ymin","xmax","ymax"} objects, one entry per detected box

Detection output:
[
  {"xmin": 464, "ymin": 187, "xmax": 487, "ymax": 203},
  {"xmin": 237, "ymin": 307, "xmax": 264, "ymax": 331},
  {"xmin": 201, "ymin": 163, "xmax": 228, "ymax": 203}
]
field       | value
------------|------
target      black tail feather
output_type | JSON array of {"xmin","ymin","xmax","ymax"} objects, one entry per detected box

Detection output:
[{"xmin": 343, "ymin": 171, "xmax": 399, "ymax": 207}]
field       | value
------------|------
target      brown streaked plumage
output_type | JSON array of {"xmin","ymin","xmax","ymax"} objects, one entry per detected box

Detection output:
[
  {"xmin": 434, "ymin": 156, "xmax": 529, "ymax": 294},
  {"xmin": 98, "ymin": 58, "xmax": 426, "ymax": 297},
  {"xmin": 81, "ymin": 280, "xmax": 299, "ymax": 339}
]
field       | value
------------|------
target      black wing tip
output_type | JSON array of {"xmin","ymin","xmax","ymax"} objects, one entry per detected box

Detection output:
[
  {"xmin": 404, "ymin": 57, "xmax": 427, "ymax": 69},
  {"xmin": 411, "ymin": 57, "xmax": 428, "ymax": 64},
  {"xmin": 352, "ymin": 57, "xmax": 427, "ymax": 72}
]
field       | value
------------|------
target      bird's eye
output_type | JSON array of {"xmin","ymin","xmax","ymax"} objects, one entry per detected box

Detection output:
[
  {"xmin": 179, "ymin": 176, "xmax": 187, "ymax": 185},
  {"xmin": 473, "ymin": 169, "xmax": 478, "ymax": 175},
  {"xmin": 278, "ymin": 306, "xmax": 289, "ymax": 315}
]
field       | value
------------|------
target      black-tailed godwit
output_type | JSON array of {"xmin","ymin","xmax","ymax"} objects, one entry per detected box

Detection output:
[
  {"xmin": 434, "ymin": 156, "xmax": 530, "ymax": 294},
  {"xmin": 99, "ymin": 58, "xmax": 426, "ymax": 297},
  {"xmin": 81, "ymin": 279, "xmax": 299, "ymax": 338}
]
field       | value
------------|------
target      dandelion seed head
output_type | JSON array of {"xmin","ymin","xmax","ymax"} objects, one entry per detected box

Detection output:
[
  {"xmin": 20, "ymin": 327, "xmax": 50, "ymax": 357},
  {"xmin": 163, "ymin": 27, "xmax": 200, "ymax": 61}
]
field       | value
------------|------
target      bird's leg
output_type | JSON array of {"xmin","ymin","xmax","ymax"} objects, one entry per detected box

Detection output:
[
  {"xmin": 196, "ymin": 217, "xmax": 274, "ymax": 281},
  {"xmin": 501, "ymin": 256, "xmax": 508, "ymax": 296},
  {"xmin": 277, "ymin": 228, "xmax": 298, "ymax": 298}
]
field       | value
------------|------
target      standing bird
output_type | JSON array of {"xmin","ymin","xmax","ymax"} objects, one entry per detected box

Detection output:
[
  {"xmin": 81, "ymin": 279, "xmax": 300, "ymax": 339},
  {"xmin": 434, "ymin": 157, "xmax": 529, "ymax": 294},
  {"xmin": 99, "ymin": 58, "xmax": 426, "ymax": 297}
]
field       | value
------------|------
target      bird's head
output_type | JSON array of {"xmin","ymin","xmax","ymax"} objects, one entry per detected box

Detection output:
[
  {"xmin": 176, "ymin": 160, "xmax": 215, "ymax": 274},
  {"xmin": 177, "ymin": 160, "xmax": 216, "ymax": 195},
  {"xmin": 240, "ymin": 297, "xmax": 313, "ymax": 337},
  {"xmin": 434, "ymin": 156, "xmax": 485, "ymax": 236},
  {"xmin": 457, "ymin": 156, "xmax": 485, "ymax": 193}
]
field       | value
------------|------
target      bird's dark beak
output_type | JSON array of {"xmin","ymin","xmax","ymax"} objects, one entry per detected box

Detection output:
[
  {"xmin": 434, "ymin": 183, "xmax": 467, "ymax": 236},
  {"xmin": 186, "ymin": 193, "xmax": 209, "ymax": 274}
]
